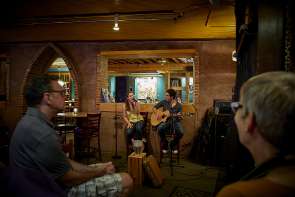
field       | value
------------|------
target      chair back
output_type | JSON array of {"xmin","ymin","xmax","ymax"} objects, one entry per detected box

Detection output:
[
  {"xmin": 74, "ymin": 113, "xmax": 102, "ymax": 161},
  {"xmin": 87, "ymin": 113, "xmax": 101, "ymax": 133}
]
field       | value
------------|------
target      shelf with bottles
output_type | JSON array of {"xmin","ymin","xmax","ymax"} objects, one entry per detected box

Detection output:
[
  {"xmin": 170, "ymin": 76, "xmax": 183, "ymax": 91},
  {"xmin": 168, "ymin": 73, "xmax": 194, "ymax": 103},
  {"xmin": 170, "ymin": 78, "xmax": 181, "ymax": 88},
  {"xmin": 170, "ymin": 86, "xmax": 182, "ymax": 91}
]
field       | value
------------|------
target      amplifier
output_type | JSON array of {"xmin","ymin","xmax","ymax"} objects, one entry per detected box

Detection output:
[{"xmin": 213, "ymin": 99, "xmax": 232, "ymax": 115}]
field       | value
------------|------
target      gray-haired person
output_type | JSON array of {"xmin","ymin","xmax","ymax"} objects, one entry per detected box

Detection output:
[
  {"xmin": 10, "ymin": 75, "xmax": 133, "ymax": 196},
  {"xmin": 217, "ymin": 71, "xmax": 295, "ymax": 197}
]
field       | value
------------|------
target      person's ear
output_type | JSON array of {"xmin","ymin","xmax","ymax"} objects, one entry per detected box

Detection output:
[
  {"xmin": 43, "ymin": 92, "xmax": 51, "ymax": 103},
  {"xmin": 247, "ymin": 112, "xmax": 257, "ymax": 134}
]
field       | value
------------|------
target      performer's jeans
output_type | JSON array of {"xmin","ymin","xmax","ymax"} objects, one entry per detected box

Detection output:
[
  {"xmin": 126, "ymin": 120, "xmax": 144, "ymax": 144},
  {"xmin": 158, "ymin": 120, "xmax": 183, "ymax": 150}
]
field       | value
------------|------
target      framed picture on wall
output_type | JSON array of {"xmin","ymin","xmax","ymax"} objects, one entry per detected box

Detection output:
[
  {"xmin": 0, "ymin": 57, "xmax": 9, "ymax": 101},
  {"xmin": 136, "ymin": 77, "xmax": 157, "ymax": 100},
  {"xmin": 101, "ymin": 88, "xmax": 110, "ymax": 103}
]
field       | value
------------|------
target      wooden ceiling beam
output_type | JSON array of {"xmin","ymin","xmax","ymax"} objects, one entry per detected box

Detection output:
[
  {"xmin": 100, "ymin": 49, "xmax": 197, "ymax": 58},
  {"xmin": 108, "ymin": 67, "xmax": 185, "ymax": 72},
  {"xmin": 109, "ymin": 63, "xmax": 188, "ymax": 68},
  {"xmin": 109, "ymin": 63, "xmax": 188, "ymax": 73}
]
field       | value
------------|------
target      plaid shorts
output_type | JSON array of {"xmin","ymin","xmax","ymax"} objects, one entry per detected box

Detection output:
[{"xmin": 67, "ymin": 164, "xmax": 122, "ymax": 197}]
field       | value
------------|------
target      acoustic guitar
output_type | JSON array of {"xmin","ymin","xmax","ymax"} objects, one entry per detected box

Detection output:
[{"xmin": 150, "ymin": 109, "xmax": 170, "ymax": 126}]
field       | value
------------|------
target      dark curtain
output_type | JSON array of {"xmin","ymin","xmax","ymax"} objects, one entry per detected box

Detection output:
[
  {"xmin": 284, "ymin": 0, "xmax": 294, "ymax": 72},
  {"xmin": 115, "ymin": 76, "xmax": 127, "ymax": 102},
  {"xmin": 233, "ymin": 0, "xmax": 257, "ymax": 101}
]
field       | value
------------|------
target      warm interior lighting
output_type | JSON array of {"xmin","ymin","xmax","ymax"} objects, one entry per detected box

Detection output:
[
  {"xmin": 58, "ymin": 79, "xmax": 65, "ymax": 87},
  {"xmin": 159, "ymin": 58, "xmax": 167, "ymax": 65},
  {"xmin": 113, "ymin": 14, "xmax": 120, "ymax": 31},
  {"xmin": 57, "ymin": 65, "xmax": 65, "ymax": 86},
  {"xmin": 232, "ymin": 50, "xmax": 237, "ymax": 62}
]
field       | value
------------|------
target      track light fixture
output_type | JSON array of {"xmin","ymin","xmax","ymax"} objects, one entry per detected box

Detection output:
[{"xmin": 113, "ymin": 14, "xmax": 120, "ymax": 31}]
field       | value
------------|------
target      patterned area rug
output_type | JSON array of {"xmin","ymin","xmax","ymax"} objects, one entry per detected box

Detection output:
[{"xmin": 169, "ymin": 186, "xmax": 211, "ymax": 197}]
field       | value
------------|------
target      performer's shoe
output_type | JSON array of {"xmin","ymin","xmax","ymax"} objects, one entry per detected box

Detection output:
[
  {"xmin": 169, "ymin": 141, "xmax": 178, "ymax": 154},
  {"xmin": 161, "ymin": 141, "xmax": 168, "ymax": 154},
  {"xmin": 162, "ymin": 149, "xmax": 168, "ymax": 154},
  {"xmin": 172, "ymin": 150, "xmax": 178, "ymax": 154}
]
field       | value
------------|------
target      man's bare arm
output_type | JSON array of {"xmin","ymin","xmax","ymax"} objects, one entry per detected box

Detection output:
[{"xmin": 58, "ymin": 159, "xmax": 114, "ymax": 187}]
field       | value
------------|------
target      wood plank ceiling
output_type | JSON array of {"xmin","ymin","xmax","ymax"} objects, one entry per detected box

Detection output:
[
  {"xmin": 108, "ymin": 57, "xmax": 193, "ymax": 74},
  {"xmin": 51, "ymin": 56, "xmax": 194, "ymax": 75},
  {"xmin": 0, "ymin": 0, "xmax": 235, "ymax": 42},
  {"xmin": 101, "ymin": 49, "xmax": 197, "ymax": 75}
]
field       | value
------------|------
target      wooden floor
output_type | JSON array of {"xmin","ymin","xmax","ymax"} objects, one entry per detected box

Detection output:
[{"xmin": 81, "ymin": 151, "xmax": 221, "ymax": 197}]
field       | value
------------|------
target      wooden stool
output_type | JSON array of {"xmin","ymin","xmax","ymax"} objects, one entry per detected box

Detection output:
[
  {"xmin": 159, "ymin": 134, "xmax": 180, "ymax": 164},
  {"xmin": 128, "ymin": 152, "xmax": 146, "ymax": 187}
]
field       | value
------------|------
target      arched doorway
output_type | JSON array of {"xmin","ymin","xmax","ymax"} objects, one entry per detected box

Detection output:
[
  {"xmin": 48, "ymin": 57, "xmax": 77, "ymax": 112},
  {"xmin": 21, "ymin": 43, "xmax": 80, "ymax": 113}
]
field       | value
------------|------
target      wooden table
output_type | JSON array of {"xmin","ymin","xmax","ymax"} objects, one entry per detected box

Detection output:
[
  {"xmin": 56, "ymin": 112, "xmax": 89, "ymax": 158},
  {"xmin": 55, "ymin": 112, "xmax": 88, "ymax": 135},
  {"xmin": 57, "ymin": 112, "xmax": 88, "ymax": 118},
  {"xmin": 57, "ymin": 112, "xmax": 95, "ymax": 129}
]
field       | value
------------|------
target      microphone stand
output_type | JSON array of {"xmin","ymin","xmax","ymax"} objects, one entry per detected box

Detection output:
[
  {"xmin": 112, "ymin": 102, "xmax": 122, "ymax": 159},
  {"xmin": 168, "ymin": 106, "xmax": 184, "ymax": 176}
]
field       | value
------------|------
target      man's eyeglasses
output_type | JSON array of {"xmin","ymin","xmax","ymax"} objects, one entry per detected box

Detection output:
[
  {"xmin": 47, "ymin": 90, "xmax": 66, "ymax": 97},
  {"xmin": 230, "ymin": 102, "xmax": 243, "ymax": 113}
]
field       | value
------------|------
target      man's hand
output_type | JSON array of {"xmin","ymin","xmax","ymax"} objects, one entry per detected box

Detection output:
[
  {"xmin": 103, "ymin": 162, "xmax": 116, "ymax": 174},
  {"xmin": 61, "ymin": 160, "xmax": 116, "ymax": 187},
  {"xmin": 177, "ymin": 112, "xmax": 183, "ymax": 119}
]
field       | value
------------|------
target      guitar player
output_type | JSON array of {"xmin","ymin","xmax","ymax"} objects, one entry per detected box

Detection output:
[{"xmin": 153, "ymin": 89, "xmax": 184, "ymax": 154}]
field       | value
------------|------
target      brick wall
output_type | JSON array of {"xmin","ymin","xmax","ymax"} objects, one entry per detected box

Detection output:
[
  {"xmin": 97, "ymin": 56, "xmax": 109, "ymax": 103},
  {"xmin": 198, "ymin": 41, "xmax": 236, "ymax": 119},
  {"xmin": 0, "ymin": 40, "xmax": 235, "ymax": 154}
]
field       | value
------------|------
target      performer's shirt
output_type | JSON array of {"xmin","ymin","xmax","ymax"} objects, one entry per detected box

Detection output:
[
  {"xmin": 127, "ymin": 111, "xmax": 144, "ymax": 123},
  {"xmin": 154, "ymin": 100, "xmax": 182, "ymax": 122}
]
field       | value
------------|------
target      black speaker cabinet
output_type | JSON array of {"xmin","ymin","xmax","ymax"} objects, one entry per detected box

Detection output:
[{"xmin": 213, "ymin": 99, "xmax": 232, "ymax": 115}]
